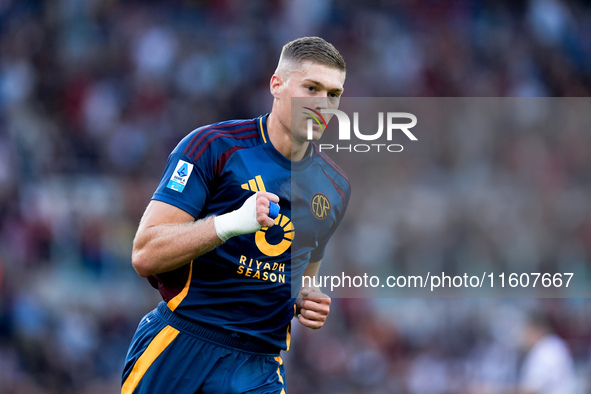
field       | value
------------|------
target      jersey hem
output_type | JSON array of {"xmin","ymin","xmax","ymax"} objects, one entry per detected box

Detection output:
[{"xmin": 155, "ymin": 302, "xmax": 282, "ymax": 356}]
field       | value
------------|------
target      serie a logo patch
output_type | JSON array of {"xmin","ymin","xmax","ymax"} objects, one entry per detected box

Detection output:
[
  {"xmin": 167, "ymin": 160, "xmax": 193, "ymax": 192},
  {"xmin": 311, "ymin": 193, "xmax": 331, "ymax": 220}
]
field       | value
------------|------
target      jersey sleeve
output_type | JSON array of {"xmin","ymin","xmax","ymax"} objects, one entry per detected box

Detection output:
[
  {"xmin": 152, "ymin": 148, "xmax": 213, "ymax": 219},
  {"xmin": 309, "ymin": 186, "xmax": 351, "ymax": 262}
]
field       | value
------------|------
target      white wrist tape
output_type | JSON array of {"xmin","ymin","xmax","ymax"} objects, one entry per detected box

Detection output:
[{"xmin": 214, "ymin": 193, "xmax": 262, "ymax": 242}]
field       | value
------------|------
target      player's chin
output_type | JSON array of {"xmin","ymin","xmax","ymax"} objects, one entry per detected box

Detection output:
[{"xmin": 304, "ymin": 128, "xmax": 324, "ymax": 142}]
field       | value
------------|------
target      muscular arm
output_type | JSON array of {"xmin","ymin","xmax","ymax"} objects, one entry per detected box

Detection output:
[
  {"xmin": 303, "ymin": 260, "xmax": 322, "ymax": 281},
  {"xmin": 131, "ymin": 201, "xmax": 222, "ymax": 277},
  {"xmin": 131, "ymin": 192, "xmax": 279, "ymax": 277},
  {"xmin": 296, "ymin": 260, "xmax": 322, "ymax": 314},
  {"xmin": 296, "ymin": 260, "xmax": 331, "ymax": 329}
]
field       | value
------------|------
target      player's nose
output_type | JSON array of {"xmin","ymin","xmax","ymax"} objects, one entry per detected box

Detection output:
[{"xmin": 313, "ymin": 95, "xmax": 329, "ymax": 110}]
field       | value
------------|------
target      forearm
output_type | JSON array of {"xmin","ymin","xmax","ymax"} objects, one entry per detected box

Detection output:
[
  {"xmin": 297, "ymin": 260, "xmax": 322, "ymax": 314},
  {"xmin": 296, "ymin": 263, "xmax": 331, "ymax": 329},
  {"xmin": 132, "ymin": 216, "xmax": 222, "ymax": 277},
  {"xmin": 131, "ymin": 193, "xmax": 279, "ymax": 278}
]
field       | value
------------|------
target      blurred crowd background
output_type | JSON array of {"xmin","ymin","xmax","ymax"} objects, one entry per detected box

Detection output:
[{"xmin": 1, "ymin": 0, "xmax": 591, "ymax": 393}]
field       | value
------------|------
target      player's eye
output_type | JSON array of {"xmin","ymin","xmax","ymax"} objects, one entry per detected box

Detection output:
[{"xmin": 306, "ymin": 86, "xmax": 316, "ymax": 92}]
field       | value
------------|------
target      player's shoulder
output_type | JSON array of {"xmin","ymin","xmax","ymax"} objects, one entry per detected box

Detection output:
[
  {"xmin": 174, "ymin": 117, "xmax": 261, "ymax": 161},
  {"xmin": 312, "ymin": 143, "xmax": 351, "ymax": 197}
]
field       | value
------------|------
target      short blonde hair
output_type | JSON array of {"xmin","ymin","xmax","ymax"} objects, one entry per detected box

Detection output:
[{"xmin": 276, "ymin": 37, "xmax": 346, "ymax": 76}]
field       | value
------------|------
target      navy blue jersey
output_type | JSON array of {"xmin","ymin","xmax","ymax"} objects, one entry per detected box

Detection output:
[{"xmin": 149, "ymin": 114, "xmax": 350, "ymax": 350}]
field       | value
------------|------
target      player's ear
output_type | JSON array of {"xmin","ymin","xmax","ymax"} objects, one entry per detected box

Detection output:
[{"xmin": 270, "ymin": 74, "xmax": 283, "ymax": 98}]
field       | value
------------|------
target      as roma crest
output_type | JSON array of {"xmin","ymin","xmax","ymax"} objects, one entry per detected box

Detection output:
[{"xmin": 311, "ymin": 193, "xmax": 331, "ymax": 220}]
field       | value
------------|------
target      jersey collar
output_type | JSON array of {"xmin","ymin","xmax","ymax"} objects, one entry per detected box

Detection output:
[{"xmin": 258, "ymin": 114, "xmax": 314, "ymax": 171}]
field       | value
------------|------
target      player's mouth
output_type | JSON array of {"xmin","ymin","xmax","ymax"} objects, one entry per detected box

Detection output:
[{"xmin": 305, "ymin": 118, "xmax": 323, "ymax": 130}]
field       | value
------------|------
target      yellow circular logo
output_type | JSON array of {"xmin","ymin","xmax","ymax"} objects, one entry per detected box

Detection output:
[
  {"xmin": 255, "ymin": 214, "xmax": 294, "ymax": 256},
  {"xmin": 311, "ymin": 193, "xmax": 331, "ymax": 220}
]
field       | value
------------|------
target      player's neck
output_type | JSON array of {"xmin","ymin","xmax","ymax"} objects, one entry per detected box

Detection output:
[{"xmin": 266, "ymin": 113, "xmax": 309, "ymax": 161}]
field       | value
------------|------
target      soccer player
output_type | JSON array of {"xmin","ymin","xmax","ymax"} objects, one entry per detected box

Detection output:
[{"xmin": 122, "ymin": 36, "xmax": 350, "ymax": 394}]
